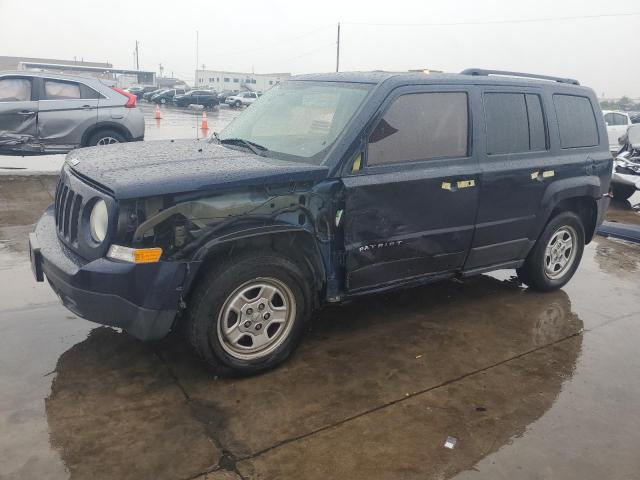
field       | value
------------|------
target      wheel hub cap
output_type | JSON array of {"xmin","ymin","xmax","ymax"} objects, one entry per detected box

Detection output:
[
  {"xmin": 544, "ymin": 226, "xmax": 577, "ymax": 279},
  {"xmin": 216, "ymin": 278, "xmax": 295, "ymax": 360}
]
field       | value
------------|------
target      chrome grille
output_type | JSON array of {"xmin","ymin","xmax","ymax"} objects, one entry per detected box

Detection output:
[{"xmin": 54, "ymin": 180, "xmax": 83, "ymax": 244}]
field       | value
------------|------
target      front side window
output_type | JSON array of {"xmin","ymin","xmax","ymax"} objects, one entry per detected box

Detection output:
[
  {"xmin": 44, "ymin": 80, "xmax": 81, "ymax": 100},
  {"xmin": 367, "ymin": 92, "xmax": 468, "ymax": 166},
  {"xmin": 0, "ymin": 77, "xmax": 32, "ymax": 102},
  {"xmin": 219, "ymin": 81, "xmax": 372, "ymax": 164},
  {"xmin": 484, "ymin": 92, "xmax": 547, "ymax": 155},
  {"xmin": 553, "ymin": 94, "xmax": 599, "ymax": 149}
]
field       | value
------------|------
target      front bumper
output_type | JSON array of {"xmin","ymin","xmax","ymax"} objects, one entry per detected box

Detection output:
[{"xmin": 30, "ymin": 206, "xmax": 187, "ymax": 340}]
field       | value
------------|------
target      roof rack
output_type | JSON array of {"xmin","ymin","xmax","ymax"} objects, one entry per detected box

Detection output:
[{"xmin": 460, "ymin": 68, "xmax": 580, "ymax": 86}]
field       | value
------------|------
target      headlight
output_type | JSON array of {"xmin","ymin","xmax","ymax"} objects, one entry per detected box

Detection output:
[{"xmin": 90, "ymin": 199, "xmax": 108, "ymax": 243}]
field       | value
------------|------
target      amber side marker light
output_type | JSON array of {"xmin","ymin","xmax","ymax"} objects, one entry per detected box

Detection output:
[{"xmin": 107, "ymin": 245, "xmax": 163, "ymax": 264}]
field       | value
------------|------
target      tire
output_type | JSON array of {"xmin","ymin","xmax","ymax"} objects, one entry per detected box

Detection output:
[
  {"xmin": 517, "ymin": 211, "xmax": 585, "ymax": 292},
  {"xmin": 160, "ymin": 98, "xmax": 167, "ymax": 104},
  {"xmin": 187, "ymin": 253, "xmax": 311, "ymax": 376},
  {"xmin": 86, "ymin": 129, "xmax": 126, "ymax": 147},
  {"xmin": 611, "ymin": 184, "xmax": 636, "ymax": 201},
  {"xmin": 234, "ymin": 100, "xmax": 242, "ymax": 108}
]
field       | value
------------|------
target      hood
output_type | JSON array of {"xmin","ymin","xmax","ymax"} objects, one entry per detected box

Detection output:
[{"xmin": 66, "ymin": 139, "xmax": 329, "ymax": 199}]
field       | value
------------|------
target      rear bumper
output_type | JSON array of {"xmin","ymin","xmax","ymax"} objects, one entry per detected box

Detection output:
[
  {"xmin": 31, "ymin": 206, "xmax": 187, "ymax": 340},
  {"xmin": 595, "ymin": 195, "xmax": 610, "ymax": 231}
]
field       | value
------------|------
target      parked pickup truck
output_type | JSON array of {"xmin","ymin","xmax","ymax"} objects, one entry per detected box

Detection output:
[{"xmin": 30, "ymin": 69, "xmax": 612, "ymax": 375}]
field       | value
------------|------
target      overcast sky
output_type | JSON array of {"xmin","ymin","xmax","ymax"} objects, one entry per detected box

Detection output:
[{"xmin": 1, "ymin": 0, "xmax": 638, "ymax": 97}]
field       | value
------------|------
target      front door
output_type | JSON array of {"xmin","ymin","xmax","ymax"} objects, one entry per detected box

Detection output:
[
  {"xmin": 37, "ymin": 78, "xmax": 99, "ymax": 151},
  {"xmin": 342, "ymin": 87, "xmax": 480, "ymax": 292},
  {"xmin": 0, "ymin": 75, "xmax": 38, "ymax": 152}
]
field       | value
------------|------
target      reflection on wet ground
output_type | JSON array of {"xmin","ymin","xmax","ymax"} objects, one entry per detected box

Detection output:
[{"xmin": 1, "ymin": 170, "xmax": 640, "ymax": 479}]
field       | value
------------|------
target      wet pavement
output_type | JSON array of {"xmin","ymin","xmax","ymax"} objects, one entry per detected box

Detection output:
[{"xmin": 1, "ymin": 135, "xmax": 640, "ymax": 479}]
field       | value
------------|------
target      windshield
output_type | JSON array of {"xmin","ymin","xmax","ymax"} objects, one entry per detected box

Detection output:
[{"xmin": 218, "ymin": 81, "xmax": 372, "ymax": 164}]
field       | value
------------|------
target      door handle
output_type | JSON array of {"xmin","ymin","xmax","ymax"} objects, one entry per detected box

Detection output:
[
  {"xmin": 442, "ymin": 179, "xmax": 476, "ymax": 191},
  {"xmin": 17, "ymin": 110, "xmax": 36, "ymax": 116},
  {"xmin": 530, "ymin": 170, "xmax": 555, "ymax": 181},
  {"xmin": 81, "ymin": 105, "xmax": 92, "ymax": 110}
]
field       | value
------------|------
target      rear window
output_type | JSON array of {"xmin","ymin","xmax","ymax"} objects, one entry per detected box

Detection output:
[
  {"xmin": 484, "ymin": 93, "xmax": 547, "ymax": 154},
  {"xmin": 553, "ymin": 94, "xmax": 599, "ymax": 148}
]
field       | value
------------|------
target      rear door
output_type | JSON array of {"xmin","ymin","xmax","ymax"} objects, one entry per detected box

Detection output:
[
  {"xmin": 468, "ymin": 88, "xmax": 602, "ymax": 271},
  {"xmin": 342, "ymin": 87, "xmax": 480, "ymax": 291},
  {"xmin": 37, "ymin": 78, "xmax": 100, "ymax": 150},
  {"xmin": 467, "ymin": 88, "xmax": 551, "ymax": 270},
  {"xmin": 0, "ymin": 75, "xmax": 39, "ymax": 151}
]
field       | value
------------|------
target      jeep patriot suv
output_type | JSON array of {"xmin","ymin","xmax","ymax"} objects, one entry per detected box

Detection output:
[{"xmin": 30, "ymin": 69, "xmax": 612, "ymax": 375}]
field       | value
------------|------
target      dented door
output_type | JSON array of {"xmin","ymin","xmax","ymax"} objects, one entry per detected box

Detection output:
[
  {"xmin": 0, "ymin": 76, "xmax": 38, "ymax": 151},
  {"xmin": 342, "ymin": 87, "xmax": 480, "ymax": 291},
  {"xmin": 37, "ymin": 78, "xmax": 98, "ymax": 150}
]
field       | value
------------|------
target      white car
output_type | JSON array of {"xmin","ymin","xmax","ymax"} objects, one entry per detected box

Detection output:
[
  {"xmin": 225, "ymin": 91, "xmax": 259, "ymax": 108},
  {"xmin": 602, "ymin": 110, "xmax": 637, "ymax": 152}
]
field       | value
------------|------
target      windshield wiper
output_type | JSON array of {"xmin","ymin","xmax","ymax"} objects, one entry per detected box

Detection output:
[{"xmin": 216, "ymin": 136, "xmax": 269, "ymax": 157}]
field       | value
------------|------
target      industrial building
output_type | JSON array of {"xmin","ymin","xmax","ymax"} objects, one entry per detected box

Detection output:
[
  {"xmin": 194, "ymin": 69, "xmax": 290, "ymax": 92},
  {"xmin": 0, "ymin": 55, "xmax": 155, "ymax": 88}
]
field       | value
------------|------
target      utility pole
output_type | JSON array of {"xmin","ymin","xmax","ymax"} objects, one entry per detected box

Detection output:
[
  {"xmin": 336, "ymin": 22, "xmax": 341, "ymax": 72},
  {"xmin": 135, "ymin": 40, "xmax": 139, "ymax": 70},
  {"xmin": 196, "ymin": 30, "xmax": 199, "ymax": 86}
]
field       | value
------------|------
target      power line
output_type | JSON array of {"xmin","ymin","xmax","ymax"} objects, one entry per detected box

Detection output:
[{"xmin": 343, "ymin": 12, "xmax": 640, "ymax": 27}]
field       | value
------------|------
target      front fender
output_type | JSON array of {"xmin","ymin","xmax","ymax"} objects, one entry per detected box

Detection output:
[{"xmin": 181, "ymin": 224, "xmax": 328, "ymax": 302}]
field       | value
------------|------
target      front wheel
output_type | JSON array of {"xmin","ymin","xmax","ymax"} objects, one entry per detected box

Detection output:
[
  {"xmin": 160, "ymin": 98, "xmax": 167, "ymax": 104},
  {"xmin": 517, "ymin": 211, "xmax": 585, "ymax": 292},
  {"xmin": 187, "ymin": 254, "xmax": 311, "ymax": 376}
]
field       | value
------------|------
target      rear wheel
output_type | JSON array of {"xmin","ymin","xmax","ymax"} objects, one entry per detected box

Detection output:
[
  {"xmin": 86, "ymin": 129, "xmax": 126, "ymax": 147},
  {"xmin": 517, "ymin": 211, "xmax": 585, "ymax": 292},
  {"xmin": 187, "ymin": 253, "xmax": 311, "ymax": 376},
  {"xmin": 611, "ymin": 184, "xmax": 636, "ymax": 201}
]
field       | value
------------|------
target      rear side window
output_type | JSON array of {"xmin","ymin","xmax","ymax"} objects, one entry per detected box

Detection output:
[
  {"xmin": 484, "ymin": 93, "xmax": 547, "ymax": 154},
  {"xmin": 0, "ymin": 78, "xmax": 32, "ymax": 102},
  {"xmin": 553, "ymin": 94, "xmax": 599, "ymax": 148},
  {"xmin": 44, "ymin": 80, "xmax": 81, "ymax": 100},
  {"xmin": 367, "ymin": 92, "xmax": 468, "ymax": 166},
  {"xmin": 79, "ymin": 84, "xmax": 102, "ymax": 99}
]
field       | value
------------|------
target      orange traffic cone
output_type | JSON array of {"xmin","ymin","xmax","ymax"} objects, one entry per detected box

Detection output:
[
  {"xmin": 200, "ymin": 111, "xmax": 209, "ymax": 130},
  {"xmin": 155, "ymin": 105, "xmax": 161, "ymax": 120}
]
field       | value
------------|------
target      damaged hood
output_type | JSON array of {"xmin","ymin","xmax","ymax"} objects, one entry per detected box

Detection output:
[{"xmin": 66, "ymin": 139, "xmax": 329, "ymax": 199}]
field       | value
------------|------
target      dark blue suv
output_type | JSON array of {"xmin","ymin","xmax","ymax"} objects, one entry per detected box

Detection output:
[{"xmin": 29, "ymin": 69, "xmax": 612, "ymax": 375}]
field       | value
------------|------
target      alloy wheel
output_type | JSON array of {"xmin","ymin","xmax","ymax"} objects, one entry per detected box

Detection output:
[
  {"xmin": 216, "ymin": 277, "xmax": 296, "ymax": 360},
  {"xmin": 543, "ymin": 226, "xmax": 577, "ymax": 279}
]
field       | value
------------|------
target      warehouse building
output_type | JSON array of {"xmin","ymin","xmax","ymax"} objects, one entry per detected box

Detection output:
[
  {"xmin": 195, "ymin": 69, "xmax": 290, "ymax": 92},
  {"xmin": 0, "ymin": 55, "xmax": 155, "ymax": 88}
]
